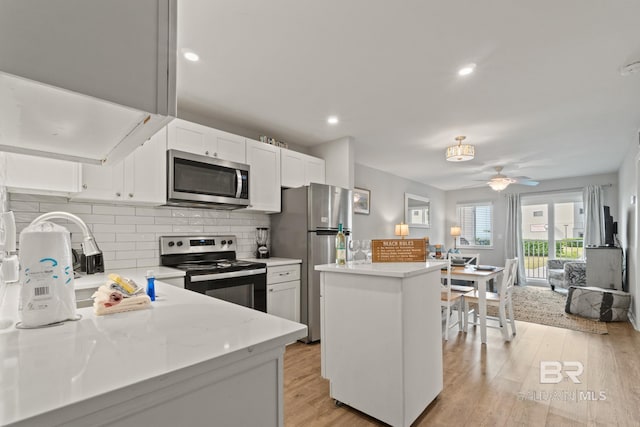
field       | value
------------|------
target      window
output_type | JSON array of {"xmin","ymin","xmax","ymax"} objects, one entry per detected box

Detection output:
[{"xmin": 456, "ymin": 202, "xmax": 493, "ymax": 247}]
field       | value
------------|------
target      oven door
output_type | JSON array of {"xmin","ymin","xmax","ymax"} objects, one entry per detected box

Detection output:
[
  {"xmin": 167, "ymin": 149, "xmax": 249, "ymax": 208},
  {"xmin": 186, "ymin": 269, "xmax": 267, "ymax": 312}
]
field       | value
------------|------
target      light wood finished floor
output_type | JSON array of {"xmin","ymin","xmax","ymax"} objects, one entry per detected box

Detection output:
[{"xmin": 284, "ymin": 320, "xmax": 640, "ymax": 426}]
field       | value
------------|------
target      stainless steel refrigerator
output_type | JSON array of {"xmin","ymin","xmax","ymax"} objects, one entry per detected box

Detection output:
[{"xmin": 271, "ymin": 183, "xmax": 352, "ymax": 343}]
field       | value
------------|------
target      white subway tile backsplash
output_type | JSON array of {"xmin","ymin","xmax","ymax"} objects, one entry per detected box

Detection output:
[
  {"xmin": 93, "ymin": 205, "xmax": 136, "ymax": 216},
  {"xmin": 154, "ymin": 216, "xmax": 189, "ymax": 225},
  {"xmin": 136, "ymin": 207, "xmax": 172, "ymax": 217},
  {"xmin": 172, "ymin": 225, "xmax": 204, "ymax": 233},
  {"xmin": 39, "ymin": 202, "xmax": 92, "ymax": 214},
  {"xmin": 92, "ymin": 224, "xmax": 137, "ymax": 233},
  {"xmin": 136, "ymin": 224, "xmax": 173, "ymax": 233},
  {"xmin": 108, "ymin": 259, "xmax": 138, "ymax": 270},
  {"xmin": 99, "ymin": 242, "xmax": 136, "ymax": 252},
  {"xmin": 116, "ymin": 233, "xmax": 156, "ymax": 242},
  {"xmin": 9, "ymin": 201, "xmax": 39, "ymax": 212},
  {"xmin": 9, "ymin": 194, "xmax": 270, "ymax": 270},
  {"xmin": 115, "ymin": 215, "xmax": 155, "ymax": 225}
]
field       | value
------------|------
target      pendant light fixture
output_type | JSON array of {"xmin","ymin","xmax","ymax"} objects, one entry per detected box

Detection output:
[{"xmin": 446, "ymin": 136, "xmax": 475, "ymax": 162}]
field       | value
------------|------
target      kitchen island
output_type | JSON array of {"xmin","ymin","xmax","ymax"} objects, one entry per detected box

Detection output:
[
  {"xmin": 315, "ymin": 262, "xmax": 444, "ymax": 427},
  {"xmin": 0, "ymin": 275, "xmax": 306, "ymax": 427}
]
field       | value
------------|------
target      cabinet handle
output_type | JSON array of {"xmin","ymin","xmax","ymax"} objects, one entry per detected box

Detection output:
[
  {"xmin": 269, "ymin": 288, "xmax": 274, "ymax": 292},
  {"xmin": 115, "ymin": 192, "xmax": 121, "ymax": 197},
  {"xmin": 82, "ymin": 184, "xmax": 87, "ymax": 189},
  {"xmin": 279, "ymin": 272, "xmax": 291, "ymax": 276},
  {"xmin": 128, "ymin": 193, "xmax": 134, "ymax": 198}
]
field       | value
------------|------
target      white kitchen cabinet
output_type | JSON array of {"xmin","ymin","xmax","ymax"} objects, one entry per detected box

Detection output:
[
  {"xmin": 2, "ymin": 152, "xmax": 82, "ymax": 196},
  {"xmin": 73, "ymin": 127, "xmax": 167, "ymax": 204},
  {"xmin": 267, "ymin": 264, "xmax": 300, "ymax": 323},
  {"xmin": 244, "ymin": 139, "xmax": 281, "ymax": 213},
  {"xmin": 281, "ymin": 149, "xmax": 325, "ymax": 188},
  {"xmin": 0, "ymin": 0, "xmax": 176, "ymax": 166},
  {"xmin": 167, "ymin": 118, "xmax": 246, "ymax": 163}
]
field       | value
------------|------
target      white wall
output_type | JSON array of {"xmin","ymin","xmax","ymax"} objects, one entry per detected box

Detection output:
[
  {"xmin": 617, "ymin": 142, "xmax": 639, "ymax": 329},
  {"xmin": 353, "ymin": 163, "xmax": 446, "ymax": 243},
  {"xmin": 445, "ymin": 173, "xmax": 618, "ymax": 267},
  {"xmin": 309, "ymin": 137, "xmax": 355, "ymax": 189},
  {"xmin": 9, "ymin": 193, "xmax": 269, "ymax": 270}
]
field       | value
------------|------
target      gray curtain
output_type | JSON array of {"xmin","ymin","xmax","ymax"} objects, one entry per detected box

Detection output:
[
  {"xmin": 583, "ymin": 185, "xmax": 604, "ymax": 248},
  {"xmin": 504, "ymin": 193, "xmax": 526, "ymax": 285}
]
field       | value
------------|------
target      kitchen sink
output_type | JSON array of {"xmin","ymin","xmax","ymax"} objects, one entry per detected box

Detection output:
[{"xmin": 75, "ymin": 287, "xmax": 98, "ymax": 309}]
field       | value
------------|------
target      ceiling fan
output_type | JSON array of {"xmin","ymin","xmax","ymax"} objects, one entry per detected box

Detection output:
[{"xmin": 486, "ymin": 166, "xmax": 539, "ymax": 191}]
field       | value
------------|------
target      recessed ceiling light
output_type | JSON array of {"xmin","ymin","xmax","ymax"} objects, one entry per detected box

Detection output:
[
  {"xmin": 183, "ymin": 51, "xmax": 200, "ymax": 62},
  {"xmin": 458, "ymin": 63, "xmax": 476, "ymax": 76},
  {"xmin": 327, "ymin": 116, "xmax": 339, "ymax": 125}
]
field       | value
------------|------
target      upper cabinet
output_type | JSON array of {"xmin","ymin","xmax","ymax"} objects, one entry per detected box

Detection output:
[
  {"xmin": 2, "ymin": 153, "xmax": 82, "ymax": 196},
  {"xmin": 73, "ymin": 128, "xmax": 167, "ymax": 205},
  {"xmin": 0, "ymin": 0, "xmax": 177, "ymax": 166},
  {"xmin": 244, "ymin": 139, "xmax": 281, "ymax": 213},
  {"xmin": 167, "ymin": 119, "xmax": 246, "ymax": 163},
  {"xmin": 281, "ymin": 149, "xmax": 326, "ymax": 188}
]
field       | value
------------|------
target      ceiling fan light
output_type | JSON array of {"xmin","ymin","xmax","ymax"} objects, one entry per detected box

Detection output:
[
  {"xmin": 445, "ymin": 136, "xmax": 475, "ymax": 162},
  {"xmin": 488, "ymin": 178, "xmax": 511, "ymax": 191}
]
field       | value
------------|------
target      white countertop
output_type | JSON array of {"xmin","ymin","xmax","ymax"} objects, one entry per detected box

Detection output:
[
  {"xmin": 74, "ymin": 266, "xmax": 185, "ymax": 290},
  {"xmin": 315, "ymin": 261, "xmax": 445, "ymax": 278},
  {"xmin": 240, "ymin": 257, "xmax": 302, "ymax": 267},
  {"xmin": 0, "ymin": 275, "xmax": 306, "ymax": 426}
]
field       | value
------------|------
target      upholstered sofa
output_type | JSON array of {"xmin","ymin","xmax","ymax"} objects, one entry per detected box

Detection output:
[{"xmin": 547, "ymin": 259, "xmax": 586, "ymax": 291}]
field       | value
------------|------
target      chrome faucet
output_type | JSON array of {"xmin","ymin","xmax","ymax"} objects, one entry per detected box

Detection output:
[{"xmin": 29, "ymin": 212, "xmax": 102, "ymax": 271}]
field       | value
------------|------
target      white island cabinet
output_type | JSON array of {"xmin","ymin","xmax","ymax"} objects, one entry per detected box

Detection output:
[
  {"xmin": 316, "ymin": 262, "xmax": 443, "ymax": 427},
  {"xmin": 0, "ymin": 280, "xmax": 306, "ymax": 427}
]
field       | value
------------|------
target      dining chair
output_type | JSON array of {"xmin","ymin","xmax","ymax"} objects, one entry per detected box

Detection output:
[
  {"xmin": 463, "ymin": 258, "xmax": 518, "ymax": 340},
  {"xmin": 447, "ymin": 252, "xmax": 478, "ymax": 293},
  {"xmin": 440, "ymin": 259, "xmax": 467, "ymax": 341}
]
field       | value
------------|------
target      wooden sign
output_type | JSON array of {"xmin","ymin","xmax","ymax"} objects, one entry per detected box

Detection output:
[{"xmin": 371, "ymin": 239, "xmax": 426, "ymax": 263}]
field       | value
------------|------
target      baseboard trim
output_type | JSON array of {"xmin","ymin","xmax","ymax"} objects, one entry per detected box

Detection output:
[{"xmin": 629, "ymin": 310, "xmax": 638, "ymax": 331}]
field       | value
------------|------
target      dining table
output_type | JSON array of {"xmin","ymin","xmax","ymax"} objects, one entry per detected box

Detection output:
[{"xmin": 441, "ymin": 265, "xmax": 505, "ymax": 344}]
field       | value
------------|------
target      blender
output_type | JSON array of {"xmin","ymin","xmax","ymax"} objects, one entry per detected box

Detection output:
[{"xmin": 256, "ymin": 227, "xmax": 270, "ymax": 259}]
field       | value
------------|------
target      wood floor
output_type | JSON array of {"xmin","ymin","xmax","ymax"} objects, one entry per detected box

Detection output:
[{"xmin": 283, "ymin": 320, "xmax": 640, "ymax": 426}]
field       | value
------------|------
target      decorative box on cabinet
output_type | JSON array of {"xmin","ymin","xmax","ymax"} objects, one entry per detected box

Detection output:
[
  {"xmin": 586, "ymin": 247, "xmax": 623, "ymax": 290},
  {"xmin": 167, "ymin": 118, "xmax": 246, "ymax": 163},
  {"xmin": 280, "ymin": 149, "xmax": 325, "ymax": 188},
  {"xmin": 267, "ymin": 264, "xmax": 300, "ymax": 323},
  {"xmin": 73, "ymin": 127, "xmax": 167, "ymax": 204},
  {"xmin": 2, "ymin": 152, "xmax": 82, "ymax": 196},
  {"xmin": 243, "ymin": 139, "xmax": 281, "ymax": 213}
]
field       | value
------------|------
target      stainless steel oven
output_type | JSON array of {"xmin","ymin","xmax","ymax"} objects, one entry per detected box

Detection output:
[
  {"xmin": 160, "ymin": 235, "xmax": 267, "ymax": 312},
  {"xmin": 167, "ymin": 149, "xmax": 250, "ymax": 209}
]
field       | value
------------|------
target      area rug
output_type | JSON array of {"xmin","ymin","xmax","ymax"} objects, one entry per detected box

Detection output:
[{"xmin": 483, "ymin": 285, "xmax": 608, "ymax": 334}]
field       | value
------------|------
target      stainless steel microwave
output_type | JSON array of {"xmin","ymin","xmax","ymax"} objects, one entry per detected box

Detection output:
[{"xmin": 166, "ymin": 149, "xmax": 250, "ymax": 209}]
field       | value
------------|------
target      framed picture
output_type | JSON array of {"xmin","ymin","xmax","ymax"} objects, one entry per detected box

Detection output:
[{"xmin": 353, "ymin": 187, "xmax": 370, "ymax": 215}]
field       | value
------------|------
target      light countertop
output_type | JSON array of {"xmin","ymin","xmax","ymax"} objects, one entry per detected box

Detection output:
[
  {"xmin": 240, "ymin": 257, "xmax": 302, "ymax": 267},
  {"xmin": 315, "ymin": 261, "xmax": 445, "ymax": 278},
  {"xmin": 74, "ymin": 266, "xmax": 185, "ymax": 290},
  {"xmin": 0, "ymin": 275, "xmax": 306, "ymax": 426}
]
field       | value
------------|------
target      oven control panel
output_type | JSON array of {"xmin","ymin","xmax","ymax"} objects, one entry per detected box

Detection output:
[{"xmin": 160, "ymin": 235, "xmax": 237, "ymax": 255}]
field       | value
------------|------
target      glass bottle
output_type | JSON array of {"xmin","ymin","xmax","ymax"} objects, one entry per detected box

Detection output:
[{"xmin": 335, "ymin": 223, "xmax": 346, "ymax": 265}]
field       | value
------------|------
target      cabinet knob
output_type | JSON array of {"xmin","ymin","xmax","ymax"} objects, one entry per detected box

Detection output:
[
  {"xmin": 269, "ymin": 289, "xmax": 274, "ymax": 292},
  {"xmin": 128, "ymin": 193, "xmax": 134, "ymax": 198},
  {"xmin": 82, "ymin": 184, "xmax": 87, "ymax": 189},
  {"xmin": 115, "ymin": 192, "xmax": 121, "ymax": 197},
  {"xmin": 214, "ymin": 152, "xmax": 218, "ymax": 157},
  {"xmin": 205, "ymin": 151, "xmax": 209, "ymax": 155}
]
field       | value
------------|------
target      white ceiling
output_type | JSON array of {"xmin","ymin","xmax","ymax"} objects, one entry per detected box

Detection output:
[{"xmin": 176, "ymin": 0, "xmax": 640, "ymax": 191}]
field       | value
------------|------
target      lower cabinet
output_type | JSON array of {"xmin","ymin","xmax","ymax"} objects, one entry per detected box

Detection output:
[{"xmin": 267, "ymin": 264, "xmax": 300, "ymax": 323}]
